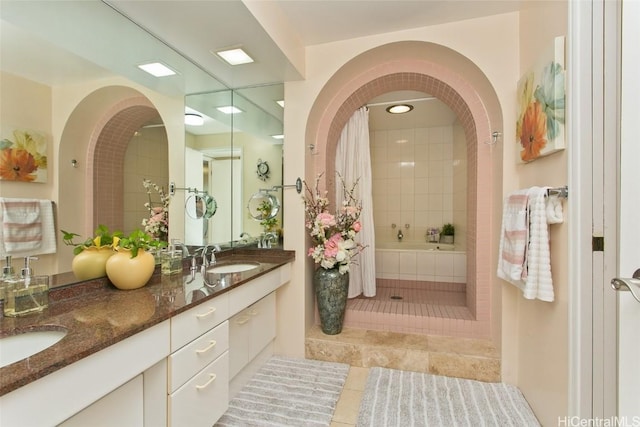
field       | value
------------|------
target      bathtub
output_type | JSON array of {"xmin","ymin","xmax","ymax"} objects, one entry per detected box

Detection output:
[{"xmin": 375, "ymin": 241, "xmax": 466, "ymax": 285}]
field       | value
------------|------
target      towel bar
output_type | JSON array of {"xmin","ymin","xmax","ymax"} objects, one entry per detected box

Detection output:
[{"xmin": 547, "ymin": 186, "xmax": 568, "ymax": 199}]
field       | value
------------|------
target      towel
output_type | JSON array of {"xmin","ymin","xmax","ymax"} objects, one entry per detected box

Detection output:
[
  {"xmin": 546, "ymin": 194, "xmax": 564, "ymax": 224},
  {"xmin": 497, "ymin": 189, "xmax": 529, "ymax": 285},
  {"xmin": 523, "ymin": 187, "xmax": 555, "ymax": 301},
  {"xmin": 0, "ymin": 198, "xmax": 57, "ymax": 256}
]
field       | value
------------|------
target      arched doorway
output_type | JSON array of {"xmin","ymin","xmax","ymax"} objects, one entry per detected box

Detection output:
[{"xmin": 305, "ymin": 41, "xmax": 502, "ymax": 340}]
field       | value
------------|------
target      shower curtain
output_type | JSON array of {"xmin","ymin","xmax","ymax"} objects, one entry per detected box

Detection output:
[{"xmin": 336, "ymin": 106, "xmax": 376, "ymax": 298}]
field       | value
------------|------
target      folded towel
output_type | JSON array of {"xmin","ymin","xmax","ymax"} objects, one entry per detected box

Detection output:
[
  {"xmin": 497, "ymin": 190, "xmax": 529, "ymax": 286},
  {"xmin": 546, "ymin": 194, "xmax": 564, "ymax": 224},
  {"xmin": 0, "ymin": 198, "xmax": 57, "ymax": 256},
  {"xmin": 524, "ymin": 187, "xmax": 555, "ymax": 302}
]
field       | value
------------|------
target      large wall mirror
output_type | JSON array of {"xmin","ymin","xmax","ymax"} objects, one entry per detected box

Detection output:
[
  {"xmin": 184, "ymin": 86, "xmax": 284, "ymax": 247},
  {"xmin": 0, "ymin": 1, "xmax": 283, "ymax": 281}
]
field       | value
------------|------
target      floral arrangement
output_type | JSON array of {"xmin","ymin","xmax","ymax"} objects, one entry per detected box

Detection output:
[
  {"xmin": 142, "ymin": 179, "xmax": 169, "ymax": 241},
  {"xmin": 303, "ymin": 173, "xmax": 365, "ymax": 274},
  {"xmin": 117, "ymin": 228, "xmax": 166, "ymax": 258}
]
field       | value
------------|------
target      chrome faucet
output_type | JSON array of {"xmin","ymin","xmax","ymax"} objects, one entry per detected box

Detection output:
[
  {"xmin": 259, "ymin": 232, "xmax": 278, "ymax": 249},
  {"xmin": 397, "ymin": 230, "xmax": 403, "ymax": 241},
  {"xmin": 201, "ymin": 244, "xmax": 221, "ymax": 268},
  {"xmin": 172, "ymin": 239, "xmax": 190, "ymax": 258}
]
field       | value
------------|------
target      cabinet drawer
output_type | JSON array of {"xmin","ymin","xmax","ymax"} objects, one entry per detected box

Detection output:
[
  {"xmin": 169, "ymin": 352, "xmax": 229, "ymax": 427},
  {"xmin": 168, "ymin": 321, "xmax": 229, "ymax": 393},
  {"xmin": 170, "ymin": 293, "xmax": 229, "ymax": 352}
]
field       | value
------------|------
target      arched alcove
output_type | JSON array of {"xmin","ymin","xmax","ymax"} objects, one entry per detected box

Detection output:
[{"xmin": 305, "ymin": 41, "xmax": 503, "ymax": 337}]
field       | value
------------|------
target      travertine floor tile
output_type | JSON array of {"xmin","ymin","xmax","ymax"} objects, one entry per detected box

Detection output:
[
  {"xmin": 332, "ymin": 389, "xmax": 363, "ymax": 425},
  {"xmin": 344, "ymin": 366, "xmax": 369, "ymax": 391}
]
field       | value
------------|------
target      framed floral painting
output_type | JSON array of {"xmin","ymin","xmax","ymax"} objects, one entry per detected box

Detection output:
[
  {"xmin": 0, "ymin": 129, "xmax": 48, "ymax": 182},
  {"xmin": 516, "ymin": 36, "xmax": 566, "ymax": 163}
]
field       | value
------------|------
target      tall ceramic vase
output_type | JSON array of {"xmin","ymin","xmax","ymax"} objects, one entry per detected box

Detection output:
[{"xmin": 314, "ymin": 267, "xmax": 349, "ymax": 335}]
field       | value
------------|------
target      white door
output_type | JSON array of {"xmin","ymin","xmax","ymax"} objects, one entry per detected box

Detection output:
[{"xmin": 615, "ymin": 0, "xmax": 640, "ymax": 418}]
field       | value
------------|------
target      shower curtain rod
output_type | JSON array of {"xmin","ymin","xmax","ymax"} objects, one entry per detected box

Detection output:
[{"xmin": 365, "ymin": 96, "xmax": 436, "ymax": 107}]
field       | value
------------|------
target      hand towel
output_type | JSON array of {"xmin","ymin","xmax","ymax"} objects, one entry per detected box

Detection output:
[
  {"xmin": 0, "ymin": 198, "xmax": 57, "ymax": 256},
  {"xmin": 546, "ymin": 194, "xmax": 564, "ymax": 224},
  {"xmin": 497, "ymin": 189, "xmax": 529, "ymax": 287},
  {"xmin": 523, "ymin": 187, "xmax": 555, "ymax": 302}
]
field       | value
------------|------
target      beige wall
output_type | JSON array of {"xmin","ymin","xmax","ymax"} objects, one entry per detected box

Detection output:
[
  {"xmin": 500, "ymin": 2, "xmax": 569, "ymax": 425},
  {"xmin": 0, "ymin": 72, "xmax": 55, "ymax": 274}
]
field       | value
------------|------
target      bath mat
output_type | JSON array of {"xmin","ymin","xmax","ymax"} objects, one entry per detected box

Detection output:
[
  {"xmin": 356, "ymin": 367, "xmax": 540, "ymax": 427},
  {"xmin": 216, "ymin": 356, "xmax": 349, "ymax": 426}
]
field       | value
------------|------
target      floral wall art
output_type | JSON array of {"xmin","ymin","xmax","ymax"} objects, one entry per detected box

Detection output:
[
  {"xmin": 0, "ymin": 129, "xmax": 48, "ymax": 182},
  {"xmin": 516, "ymin": 36, "xmax": 566, "ymax": 163}
]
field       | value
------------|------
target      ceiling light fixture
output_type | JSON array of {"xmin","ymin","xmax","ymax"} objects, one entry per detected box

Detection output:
[
  {"xmin": 386, "ymin": 104, "xmax": 414, "ymax": 114},
  {"xmin": 217, "ymin": 106, "xmax": 243, "ymax": 114},
  {"xmin": 184, "ymin": 113, "xmax": 204, "ymax": 126},
  {"xmin": 271, "ymin": 134, "xmax": 284, "ymax": 140},
  {"xmin": 137, "ymin": 62, "xmax": 176, "ymax": 77},
  {"xmin": 276, "ymin": 100, "xmax": 285, "ymax": 108},
  {"xmin": 215, "ymin": 48, "xmax": 254, "ymax": 65}
]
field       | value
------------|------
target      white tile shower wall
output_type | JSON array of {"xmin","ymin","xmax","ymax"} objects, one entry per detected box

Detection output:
[
  {"xmin": 376, "ymin": 249, "xmax": 466, "ymax": 284},
  {"xmin": 371, "ymin": 124, "xmax": 466, "ymax": 246}
]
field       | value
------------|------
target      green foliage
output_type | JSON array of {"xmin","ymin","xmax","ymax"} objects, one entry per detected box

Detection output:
[
  {"xmin": 441, "ymin": 223, "xmax": 455, "ymax": 236},
  {"xmin": 116, "ymin": 229, "xmax": 167, "ymax": 258},
  {"xmin": 258, "ymin": 200, "xmax": 279, "ymax": 232},
  {"xmin": 61, "ymin": 224, "xmax": 123, "ymax": 256}
]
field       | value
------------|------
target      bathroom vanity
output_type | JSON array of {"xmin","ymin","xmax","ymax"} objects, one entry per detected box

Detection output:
[{"xmin": 0, "ymin": 248, "xmax": 294, "ymax": 426}]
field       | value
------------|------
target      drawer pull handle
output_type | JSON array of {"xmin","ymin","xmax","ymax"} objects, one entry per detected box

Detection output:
[
  {"xmin": 195, "ymin": 373, "xmax": 217, "ymax": 390},
  {"xmin": 196, "ymin": 340, "xmax": 217, "ymax": 354},
  {"xmin": 235, "ymin": 316, "xmax": 250, "ymax": 325},
  {"xmin": 195, "ymin": 307, "xmax": 216, "ymax": 318}
]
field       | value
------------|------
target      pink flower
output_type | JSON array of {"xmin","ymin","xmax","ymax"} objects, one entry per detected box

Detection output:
[
  {"xmin": 316, "ymin": 212, "xmax": 336, "ymax": 227},
  {"xmin": 352, "ymin": 221, "xmax": 361, "ymax": 232},
  {"xmin": 323, "ymin": 233, "xmax": 343, "ymax": 258}
]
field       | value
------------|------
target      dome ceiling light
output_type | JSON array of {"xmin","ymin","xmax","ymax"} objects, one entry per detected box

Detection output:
[
  {"xmin": 184, "ymin": 113, "xmax": 204, "ymax": 126},
  {"xmin": 386, "ymin": 104, "xmax": 414, "ymax": 114}
]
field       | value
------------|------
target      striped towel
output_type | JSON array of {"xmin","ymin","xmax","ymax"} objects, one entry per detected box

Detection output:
[
  {"xmin": 0, "ymin": 198, "xmax": 42, "ymax": 253},
  {"xmin": 497, "ymin": 190, "xmax": 529, "ymax": 285},
  {"xmin": 0, "ymin": 198, "xmax": 56, "ymax": 256}
]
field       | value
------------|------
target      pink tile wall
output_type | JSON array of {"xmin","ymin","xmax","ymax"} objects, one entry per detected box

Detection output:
[
  {"xmin": 86, "ymin": 98, "xmax": 159, "ymax": 233},
  {"xmin": 315, "ymin": 70, "xmax": 493, "ymax": 339}
]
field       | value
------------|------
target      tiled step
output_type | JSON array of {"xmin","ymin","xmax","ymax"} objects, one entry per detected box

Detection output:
[{"xmin": 305, "ymin": 325, "xmax": 500, "ymax": 383}]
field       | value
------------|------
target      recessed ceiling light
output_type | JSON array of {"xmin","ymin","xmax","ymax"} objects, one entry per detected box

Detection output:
[
  {"xmin": 185, "ymin": 113, "xmax": 204, "ymax": 126},
  {"xmin": 386, "ymin": 104, "xmax": 414, "ymax": 114},
  {"xmin": 217, "ymin": 106, "xmax": 243, "ymax": 114},
  {"xmin": 271, "ymin": 134, "xmax": 284, "ymax": 140},
  {"xmin": 137, "ymin": 62, "xmax": 176, "ymax": 77},
  {"xmin": 276, "ymin": 100, "xmax": 285, "ymax": 108},
  {"xmin": 215, "ymin": 48, "xmax": 254, "ymax": 65}
]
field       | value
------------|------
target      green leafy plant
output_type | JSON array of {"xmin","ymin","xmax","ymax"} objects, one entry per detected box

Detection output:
[
  {"xmin": 116, "ymin": 229, "xmax": 167, "ymax": 258},
  {"xmin": 61, "ymin": 224, "xmax": 123, "ymax": 255},
  {"xmin": 441, "ymin": 223, "xmax": 455, "ymax": 236},
  {"xmin": 258, "ymin": 200, "xmax": 279, "ymax": 232}
]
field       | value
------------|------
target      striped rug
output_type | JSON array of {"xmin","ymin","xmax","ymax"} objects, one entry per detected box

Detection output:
[
  {"xmin": 216, "ymin": 356, "xmax": 349, "ymax": 426},
  {"xmin": 357, "ymin": 367, "xmax": 540, "ymax": 427}
]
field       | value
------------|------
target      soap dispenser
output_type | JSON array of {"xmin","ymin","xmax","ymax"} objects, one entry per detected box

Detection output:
[
  {"xmin": 161, "ymin": 239, "xmax": 183, "ymax": 275},
  {"xmin": 3, "ymin": 256, "xmax": 49, "ymax": 317},
  {"xmin": 0, "ymin": 256, "xmax": 15, "ymax": 302}
]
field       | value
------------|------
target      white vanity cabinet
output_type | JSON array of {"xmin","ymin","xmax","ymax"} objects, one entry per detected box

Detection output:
[
  {"xmin": 229, "ymin": 292, "xmax": 276, "ymax": 379},
  {"xmin": 167, "ymin": 293, "xmax": 230, "ymax": 427}
]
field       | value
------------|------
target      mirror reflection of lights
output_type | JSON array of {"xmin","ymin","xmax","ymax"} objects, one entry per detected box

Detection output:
[
  {"xmin": 184, "ymin": 113, "xmax": 204, "ymax": 126},
  {"xmin": 395, "ymin": 139, "xmax": 408, "ymax": 144},
  {"xmin": 386, "ymin": 104, "xmax": 414, "ymax": 114},
  {"xmin": 400, "ymin": 162, "xmax": 415, "ymax": 167}
]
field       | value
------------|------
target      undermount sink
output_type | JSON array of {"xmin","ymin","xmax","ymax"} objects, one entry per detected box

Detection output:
[
  {"xmin": 207, "ymin": 262, "xmax": 260, "ymax": 274},
  {"xmin": 0, "ymin": 329, "xmax": 67, "ymax": 368}
]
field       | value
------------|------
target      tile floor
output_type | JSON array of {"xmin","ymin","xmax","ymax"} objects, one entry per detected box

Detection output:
[{"xmin": 331, "ymin": 366, "xmax": 369, "ymax": 426}]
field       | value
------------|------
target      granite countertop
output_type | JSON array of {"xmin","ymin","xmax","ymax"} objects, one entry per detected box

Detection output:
[{"xmin": 0, "ymin": 248, "xmax": 294, "ymax": 397}]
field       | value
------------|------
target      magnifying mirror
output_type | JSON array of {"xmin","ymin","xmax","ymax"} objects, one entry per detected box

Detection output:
[
  {"xmin": 247, "ymin": 192, "xmax": 280, "ymax": 220},
  {"xmin": 186, "ymin": 193, "xmax": 217, "ymax": 219}
]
